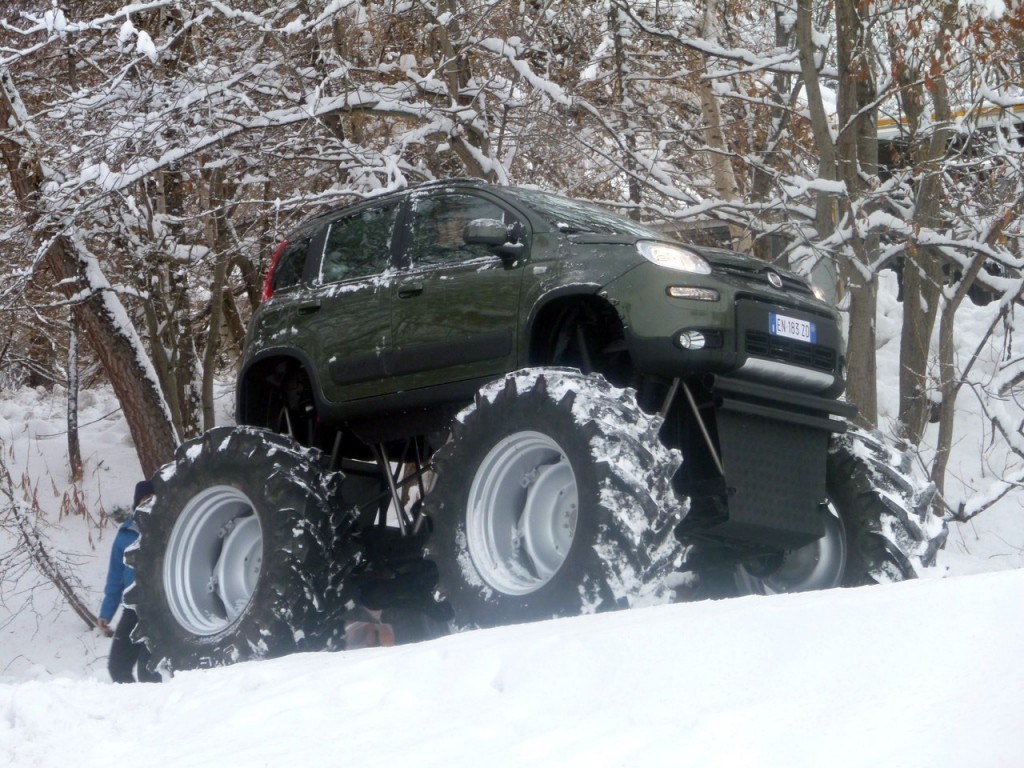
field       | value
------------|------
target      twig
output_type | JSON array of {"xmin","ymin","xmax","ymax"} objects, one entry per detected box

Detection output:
[{"xmin": 0, "ymin": 449, "xmax": 98, "ymax": 630}]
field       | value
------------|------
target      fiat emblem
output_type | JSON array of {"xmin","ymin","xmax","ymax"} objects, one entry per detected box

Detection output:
[{"xmin": 766, "ymin": 271, "xmax": 783, "ymax": 289}]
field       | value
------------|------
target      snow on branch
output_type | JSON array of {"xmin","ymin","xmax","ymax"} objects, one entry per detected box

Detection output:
[{"xmin": 474, "ymin": 38, "xmax": 571, "ymax": 107}]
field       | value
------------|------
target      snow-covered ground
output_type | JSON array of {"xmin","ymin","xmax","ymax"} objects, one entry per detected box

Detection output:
[
  {"xmin": 4, "ymin": 569, "xmax": 1022, "ymax": 768},
  {"xmin": 1, "ymin": 273, "xmax": 1023, "ymax": 766}
]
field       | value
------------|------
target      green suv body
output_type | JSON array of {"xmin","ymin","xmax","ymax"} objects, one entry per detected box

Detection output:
[
  {"xmin": 238, "ymin": 178, "xmax": 852, "ymax": 555},
  {"xmin": 243, "ymin": 180, "xmax": 844, "ymax": 424}
]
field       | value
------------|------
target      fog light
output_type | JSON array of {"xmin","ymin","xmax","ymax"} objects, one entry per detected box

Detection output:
[
  {"xmin": 677, "ymin": 330, "xmax": 707, "ymax": 350},
  {"xmin": 667, "ymin": 286, "xmax": 719, "ymax": 301}
]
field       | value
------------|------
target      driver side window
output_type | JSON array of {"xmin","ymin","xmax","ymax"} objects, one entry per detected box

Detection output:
[{"xmin": 407, "ymin": 193, "xmax": 513, "ymax": 268}]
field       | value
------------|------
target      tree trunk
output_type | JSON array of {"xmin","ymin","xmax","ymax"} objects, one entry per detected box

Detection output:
[
  {"xmin": 798, "ymin": 0, "xmax": 879, "ymax": 425},
  {"xmin": 66, "ymin": 312, "xmax": 83, "ymax": 483},
  {"xmin": 612, "ymin": 5, "xmax": 642, "ymax": 218},
  {"xmin": 892, "ymin": 0, "xmax": 957, "ymax": 443},
  {"xmin": 0, "ymin": 66, "xmax": 177, "ymax": 477},
  {"xmin": 839, "ymin": 261, "xmax": 879, "ymax": 425},
  {"xmin": 201, "ymin": 170, "xmax": 228, "ymax": 432},
  {"xmin": 435, "ymin": 0, "xmax": 495, "ymax": 180},
  {"xmin": 699, "ymin": 0, "xmax": 751, "ymax": 251},
  {"xmin": 897, "ymin": 251, "xmax": 943, "ymax": 440},
  {"xmin": 836, "ymin": 0, "xmax": 881, "ymax": 426},
  {"xmin": 170, "ymin": 264, "xmax": 203, "ymax": 439}
]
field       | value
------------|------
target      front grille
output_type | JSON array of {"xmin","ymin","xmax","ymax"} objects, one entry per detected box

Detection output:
[
  {"xmin": 745, "ymin": 330, "xmax": 836, "ymax": 372},
  {"xmin": 715, "ymin": 265, "xmax": 815, "ymax": 297}
]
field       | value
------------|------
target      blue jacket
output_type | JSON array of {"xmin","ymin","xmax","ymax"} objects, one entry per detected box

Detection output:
[{"xmin": 99, "ymin": 517, "xmax": 139, "ymax": 622}]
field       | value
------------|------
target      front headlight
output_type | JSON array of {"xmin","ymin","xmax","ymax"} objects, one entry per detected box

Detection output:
[{"xmin": 638, "ymin": 241, "xmax": 712, "ymax": 274}]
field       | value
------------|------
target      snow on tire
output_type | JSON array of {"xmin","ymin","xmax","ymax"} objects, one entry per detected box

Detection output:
[
  {"xmin": 827, "ymin": 429, "xmax": 947, "ymax": 585},
  {"xmin": 424, "ymin": 367, "xmax": 686, "ymax": 630},
  {"xmin": 127, "ymin": 426, "xmax": 359, "ymax": 673}
]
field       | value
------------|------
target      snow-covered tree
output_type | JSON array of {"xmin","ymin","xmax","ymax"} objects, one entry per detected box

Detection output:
[{"xmin": 0, "ymin": 0, "xmax": 1021, "ymax": 516}]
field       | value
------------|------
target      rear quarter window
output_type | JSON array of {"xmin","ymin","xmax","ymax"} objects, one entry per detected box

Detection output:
[{"xmin": 271, "ymin": 237, "xmax": 312, "ymax": 293}]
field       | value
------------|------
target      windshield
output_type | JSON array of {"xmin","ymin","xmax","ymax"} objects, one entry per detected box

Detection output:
[{"xmin": 505, "ymin": 187, "xmax": 664, "ymax": 238}]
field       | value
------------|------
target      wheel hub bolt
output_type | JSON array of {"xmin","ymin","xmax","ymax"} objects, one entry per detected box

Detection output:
[{"xmin": 520, "ymin": 468, "xmax": 539, "ymax": 487}]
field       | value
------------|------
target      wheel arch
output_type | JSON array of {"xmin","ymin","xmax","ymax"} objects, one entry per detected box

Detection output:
[
  {"xmin": 526, "ymin": 288, "xmax": 629, "ymax": 370},
  {"xmin": 236, "ymin": 347, "xmax": 326, "ymax": 430}
]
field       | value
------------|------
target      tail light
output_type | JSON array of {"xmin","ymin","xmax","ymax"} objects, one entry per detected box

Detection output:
[{"xmin": 261, "ymin": 240, "xmax": 289, "ymax": 302}]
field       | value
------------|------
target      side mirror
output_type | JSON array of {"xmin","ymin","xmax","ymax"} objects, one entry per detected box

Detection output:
[{"xmin": 463, "ymin": 218, "xmax": 509, "ymax": 246}]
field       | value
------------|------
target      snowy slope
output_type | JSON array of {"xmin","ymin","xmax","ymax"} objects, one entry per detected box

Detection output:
[{"xmin": 2, "ymin": 570, "xmax": 1022, "ymax": 768}]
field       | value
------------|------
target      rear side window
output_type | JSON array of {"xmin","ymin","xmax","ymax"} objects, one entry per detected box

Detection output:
[{"xmin": 321, "ymin": 204, "xmax": 399, "ymax": 283}]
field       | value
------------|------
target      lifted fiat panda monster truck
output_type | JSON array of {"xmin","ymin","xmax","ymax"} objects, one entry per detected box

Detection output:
[{"xmin": 128, "ymin": 179, "xmax": 946, "ymax": 671}]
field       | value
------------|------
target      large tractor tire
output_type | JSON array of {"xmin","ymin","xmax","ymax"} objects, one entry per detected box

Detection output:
[
  {"xmin": 827, "ymin": 428, "xmax": 946, "ymax": 585},
  {"xmin": 127, "ymin": 426, "xmax": 360, "ymax": 673},
  {"xmin": 425, "ymin": 368, "xmax": 686, "ymax": 630},
  {"xmin": 734, "ymin": 428, "xmax": 946, "ymax": 594}
]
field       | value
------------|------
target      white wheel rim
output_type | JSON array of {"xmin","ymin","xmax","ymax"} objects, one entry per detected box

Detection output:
[
  {"xmin": 466, "ymin": 431, "xmax": 578, "ymax": 596},
  {"xmin": 163, "ymin": 485, "xmax": 263, "ymax": 635}
]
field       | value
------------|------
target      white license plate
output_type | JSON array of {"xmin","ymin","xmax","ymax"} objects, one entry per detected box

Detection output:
[{"xmin": 769, "ymin": 312, "xmax": 816, "ymax": 343}]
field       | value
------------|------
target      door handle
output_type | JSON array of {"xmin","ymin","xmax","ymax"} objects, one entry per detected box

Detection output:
[
  {"xmin": 298, "ymin": 299, "xmax": 321, "ymax": 314},
  {"xmin": 398, "ymin": 282, "xmax": 424, "ymax": 298}
]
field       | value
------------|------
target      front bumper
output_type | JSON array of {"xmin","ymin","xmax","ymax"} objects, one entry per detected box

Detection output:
[{"xmin": 605, "ymin": 263, "xmax": 846, "ymax": 396}]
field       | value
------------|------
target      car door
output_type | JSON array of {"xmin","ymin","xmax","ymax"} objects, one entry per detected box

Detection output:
[
  {"xmin": 388, "ymin": 189, "xmax": 527, "ymax": 393},
  {"xmin": 301, "ymin": 200, "xmax": 401, "ymax": 404}
]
